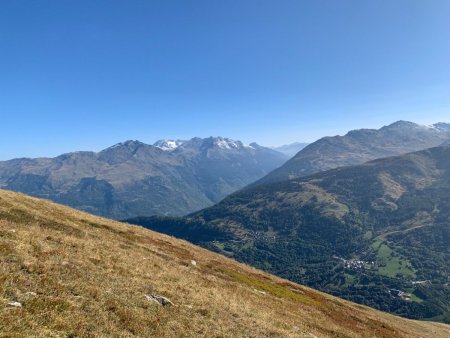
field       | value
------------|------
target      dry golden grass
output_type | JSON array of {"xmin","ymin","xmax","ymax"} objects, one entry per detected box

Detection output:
[{"xmin": 0, "ymin": 189, "xmax": 449, "ymax": 337}]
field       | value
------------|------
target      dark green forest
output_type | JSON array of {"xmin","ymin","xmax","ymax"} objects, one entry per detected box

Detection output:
[{"xmin": 129, "ymin": 146, "xmax": 450, "ymax": 322}]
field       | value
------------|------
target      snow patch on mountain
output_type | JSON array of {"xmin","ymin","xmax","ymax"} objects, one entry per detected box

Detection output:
[
  {"xmin": 214, "ymin": 137, "xmax": 241, "ymax": 149},
  {"xmin": 212, "ymin": 137, "xmax": 256, "ymax": 150},
  {"xmin": 154, "ymin": 140, "xmax": 184, "ymax": 151}
]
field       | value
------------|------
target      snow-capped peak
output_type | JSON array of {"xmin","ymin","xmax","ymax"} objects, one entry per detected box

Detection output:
[
  {"xmin": 215, "ymin": 138, "xmax": 237, "ymax": 149},
  {"xmin": 153, "ymin": 139, "xmax": 184, "ymax": 151},
  {"xmin": 211, "ymin": 137, "xmax": 249, "ymax": 150}
]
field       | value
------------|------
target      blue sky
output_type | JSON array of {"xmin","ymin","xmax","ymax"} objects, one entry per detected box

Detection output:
[{"xmin": 1, "ymin": 0, "xmax": 450, "ymax": 160}]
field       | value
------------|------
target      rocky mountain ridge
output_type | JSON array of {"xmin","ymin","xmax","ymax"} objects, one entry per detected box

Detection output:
[
  {"xmin": 0, "ymin": 137, "xmax": 287, "ymax": 219},
  {"xmin": 254, "ymin": 121, "xmax": 450, "ymax": 186}
]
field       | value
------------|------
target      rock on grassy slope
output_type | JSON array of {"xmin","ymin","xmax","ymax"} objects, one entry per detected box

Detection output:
[{"xmin": 0, "ymin": 190, "xmax": 449, "ymax": 337}]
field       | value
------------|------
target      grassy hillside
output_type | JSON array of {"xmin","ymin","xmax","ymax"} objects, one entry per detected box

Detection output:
[
  {"xmin": 0, "ymin": 190, "xmax": 449, "ymax": 337},
  {"xmin": 130, "ymin": 146, "xmax": 450, "ymax": 323}
]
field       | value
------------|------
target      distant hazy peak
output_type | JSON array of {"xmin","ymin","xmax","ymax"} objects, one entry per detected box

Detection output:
[
  {"xmin": 249, "ymin": 142, "xmax": 262, "ymax": 148},
  {"xmin": 271, "ymin": 142, "xmax": 309, "ymax": 157},
  {"xmin": 433, "ymin": 122, "xmax": 450, "ymax": 132}
]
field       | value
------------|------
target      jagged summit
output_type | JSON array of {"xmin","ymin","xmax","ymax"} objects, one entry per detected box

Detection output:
[
  {"xmin": 103, "ymin": 137, "xmax": 258, "ymax": 153},
  {"xmin": 211, "ymin": 136, "xmax": 244, "ymax": 149},
  {"xmin": 179, "ymin": 136, "xmax": 255, "ymax": 150},
  {"xmin": 153, "ymin": 139, "xmax": 184, "ymax": 151}
]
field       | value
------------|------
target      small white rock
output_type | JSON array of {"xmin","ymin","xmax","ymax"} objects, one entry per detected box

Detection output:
[
  {"xmin": 191, "ymin": 260, "xmax": 197, "ymax": 266},
  {"xmin": 145, "ymin": 294, "xmax": 174, "ymax": 306},
  {"xmin": 8, "ymin": 301, "xmax": 22, "ymax": 308}
]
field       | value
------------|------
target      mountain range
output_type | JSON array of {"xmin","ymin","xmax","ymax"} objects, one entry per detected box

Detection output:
[
  {"xmin": 0, "ymin": 137, "xmax": 287, "ymax": 219},
  {"xmin": 129, "ymin": 144, "xmax": 450, "ymax": 323},
  {"xmin": 3, "ymin": 120, "xmax": 446, "ymax": 222},
  {"xmin": 1, "ymin": 189, "xmax": 449, "ymax": 337},
  {"xmin": 255, "ymin": 121, "xmax": 450, "ymax": 186}
]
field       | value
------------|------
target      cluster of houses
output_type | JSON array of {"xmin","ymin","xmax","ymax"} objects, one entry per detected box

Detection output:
[
  {"xmin": 389, "ymin": 289, "xmax": 412, "ymax": 301},
  {"xmin": 246, "ymin": 230, "xmax": 276, "ymax": 242},
  {"xmin": 411, "ymin": 280, "xmax": 431, "ymax": 286},
  {"xmin": 332, "ymin": 255, "xmax": 375, "ymax": 270}
]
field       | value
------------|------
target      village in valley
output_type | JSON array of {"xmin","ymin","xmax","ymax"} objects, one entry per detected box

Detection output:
[{"xmin": 332, "ymin": 255, "xmax": 376, "ymax": 271}]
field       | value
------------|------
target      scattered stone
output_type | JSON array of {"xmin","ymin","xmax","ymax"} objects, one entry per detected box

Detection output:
[
  {"xmin": 191, "ymin": 260, "xmax": 197, "ymax": 266},
  {"xmin": 8, "ymin": 301, "xmax": 22, "ymax": 308},
  {"xmin": 288, "ymin": 287, "xmax": 304, "ymax": 294},
  {"xmin": 183, "ymin": 304, "xmax": 193, "ymax": 309},
  {"xmin": 253, "ymin": 289, "xmax": 266, "ymax": 295},
  {"xmin": 145, "ymin": 294, "xmax": 174, "ymax": 306},
  {"xmin": 22, "ymin": 291, "xmax": 38, "ymax": 300},
  {"xmin": 307, "ymin": 333, "xmax": 318, "ymax": 338}
]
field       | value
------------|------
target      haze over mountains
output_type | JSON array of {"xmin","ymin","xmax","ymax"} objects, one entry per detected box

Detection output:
[
  {"xmin": 255, "ymin": 121, "xmax": 450, "ymax": 186},
  {"xmin": 0, "ymin": 137, "xmax": 287, "ymax": 219},
  {"xmin": 130, "ymin": 144, "xmax": 450, "ymax": 323},
  {"xmin": 271, "ymin": 142, "xmax": 309, "ymax": 157}
]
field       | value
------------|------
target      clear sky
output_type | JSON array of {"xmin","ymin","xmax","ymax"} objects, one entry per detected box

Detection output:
[{"xmin": 1, "ymin": 0, "xmax": 450, "ymax": 160}]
